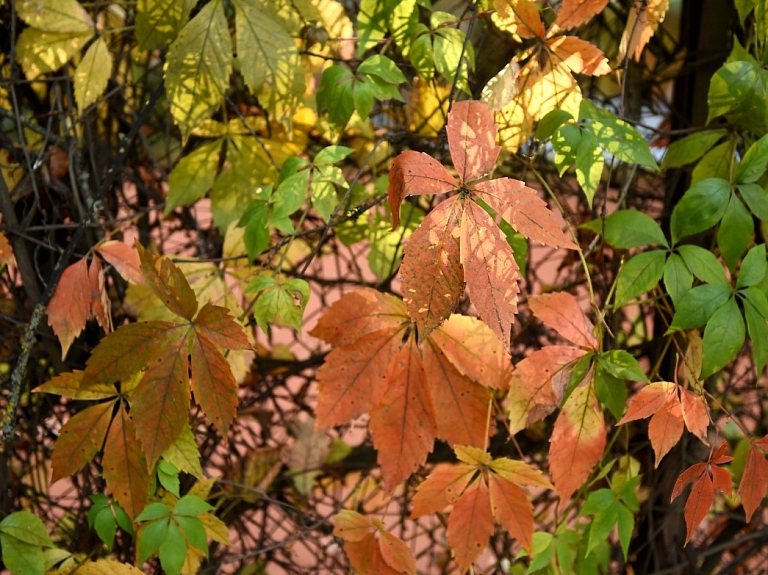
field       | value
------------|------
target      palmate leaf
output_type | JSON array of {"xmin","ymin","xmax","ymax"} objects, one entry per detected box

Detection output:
[{"xmin": 388, "ymin": 151, "xmax": 457, "ymax": 228}]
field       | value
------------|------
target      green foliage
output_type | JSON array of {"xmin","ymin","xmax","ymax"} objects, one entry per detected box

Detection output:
[{"xmin": 0, "ymin": 512, "xmax": 54, "ymax": 575}]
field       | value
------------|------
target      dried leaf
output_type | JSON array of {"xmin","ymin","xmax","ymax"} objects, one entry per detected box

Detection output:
[
  {"xmin": 493, "ymin": 0, "xmax": 545, "ymax": 39},
  {"xmin": 88, "ymin": 258, "xmax": 112, "ymax": 333},
  {"xmin": 671, "ymin": 463, "xmax": 706, "ymax": 502},
  {"xmin": 378, "ymin": 530, "xmax": 417, "ymax": 575},
  {"xmin": 190, "ymin": 332, "xmax": 239, "ymax": 434},
  {"xmin": 528, "ymin": 292, "xmax": 597, "ymax": 349},
  {"xmin": 137, "ymin": 243, "xmax": 198, "ymax": 320},
  {"xmin": 287, "ymin": 418, "xmax": 330, "ymax": 495}
]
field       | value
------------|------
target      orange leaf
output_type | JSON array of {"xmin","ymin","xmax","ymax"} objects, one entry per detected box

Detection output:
[
  {"xmin": 546, "ymin": 36, "xmax": 611, "ymax": 76},
  {"xmin": 474, "ymin": 178, "xmax": 578, "ymax": 249},
  {"xmin": 137, "ymin": 242, "xmax": 198, "ymax": 320},
  {"xmin": 554, "ymin": 0, "xmax": 610, "ymax": 30},
  {"xmin": 369, "ymin": 336, "xmax": 437, "ymax": 491},
  {"xmin": 401, "ymin": 196, "xmax": 464, "ymax": 339},
  {"xmin": 378, "ymin": 530, "xmax": 417, "ymax": 575},
  {"xmin": 102, "ymin": 403, "xmax": 150, "ymax": 520},
  {"xmin": 710, "ymin": 465, "xmax": 732, "ymax": 497},
  {"xmin": 190, "ymin": 332, "xmax": 239, "ymax": 433},
  {"xmin": 679, "ymin": 388, "xmax": 709, "ymax": 443},
  {"xmin": 34, "ymin": 370, "xmax": 116, "ymax": 400},
  {"xmin": 507, "ymin": 346, "xmax": 587, "ymax": 434},
  {"xmin": 460, "ymin": 201, "xmax": 520, "ymax": 349},
  {"xmin": 424, "ymin": 341, "xmax": 492, "ymax": 448},
  {"xmin": 310, "ymin": 288, "xmax": 409, "ymax": 347},
  {"xmin": 47, "ymin": 258, "xmax": 91, "ymax": 358},
  {"xmin": 671, "ymin": 463, "xmax": 706, "ymax": 502},
  {"xmin": 51, "ymin": 400, "xmax": 115, "ymax": 483},
  {"xmin": 648, "ymin": 397, "xmax": 684, "ymax": 467},
  {"xmin": 446, "ymin": 100, "xmax": 500, "ymax": 183},
  {"xmin": 194, "ymin": 303, "xmax": 251, "ymax": 350},
  {"xmin": 0, "ymin": 231, "xmax": 14, "ymax": 265},
  {"xmin": 345, "ymin": 532, "xmax": 379, "ymax": 574},
  {"xmin": 617, "ymin": 381, "xmax": 676, "ymax": 424},
  {"xmin": 447, "ymin": 479, "xmax": 494, "ymax": 574},
  {"xmin": 527, "ymin": 292, "xmax": 597, "ymax": 349},
  {"xmin": 96, "ymin": 240, "xmax": 143, "ymax": 283},
  {"xmin": 683, "ymin": 472, "xmax": 713, "ymax": 546},
  {"xmin": 88, "ymin": 257, "xmax": 113, "ymax": 333},
  {"xmin": 711, "ymin": 441, "xmax": 733, "ymax": 465},
  {"xmin": 488, "ymin": 458, "xmax": 553, "ymax": 489},
  {"xmin": 739, "ymin": 446, "xmax": 768, "ymax": 522},
  {"xmin": 488, "ymin": 473, "xmax": 534, "ymax": 555},
  {"xmin": 315, "ymin": 326, "xmax": 406, "ymax": 427},
  {"xmin": 549, "ymin": 384, "xmax": 606, "ymax": 500},
  {"xmin": 494, "ymin": 0, "xmax": 546, "ymax": 39},
  {"xmin": 428, "ymin": 314, "xmax": 512, "ymax": 389},
  {"xmin": 387, "ymin": 151, "xmax": 457, "ymax": 228},
  {"xmin": 618, "ymin": 0, "xmax": 669, "ymax": 62},
  {"xmin": 332, "ymin": 510, "xmax": 374, "ymax": 542},
  {"xmin": 411, "ymin": 463, "xmax": 477, "ymax": 518}
]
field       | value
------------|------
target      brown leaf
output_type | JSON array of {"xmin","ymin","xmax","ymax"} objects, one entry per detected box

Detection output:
[
  {"xmin": 190, "ymin": 332, "xmax": 239, "ymax": 434},
  {"xmin": 546, "ymin": 36, "xmax": 611, "ymax": 76},
  {"xmin": 47, "ymin": 258, "xmax": 91, "ymax": 358},
  {"xmin": 446, "ymin": 100, "xmax": 500, "ymax": 183},
  {"xmin": 710, "ymin": 465, "xmax": 732, "ymax": 497},
  {"xmin": 554, "ymin": 0, "xmax": 610, "ymax": 30},
  {"xmin": 51, "ymin": 400, "xmax": 115, "ymax": 483},
  {"xmin": 648, "ymin": 397, "xmax": 684, "ymax": 467},
  {"xmin": 447, "ymin": 479, "xmax": 494, "ymax": 574},
  {"xmin": 345, "ymin": 532, "xmax": 378, "ymax": 574},
  {"xmin": 88, "ymin": 257, "xmax": 112, "ymax": 333},
  {"xmin": 96, "ymin": 240, "xmax": 143, "ymax": 284},
  {"xmin": 493, "ymin": 0, "xmax": 546, "ymax": 39},
  {"xmin": 488, "ymin": 473, "xmax": 534, "ymax": 555},
  {"xmin": 401, "ymin": 197, "xmax": 464, "ymax": 338},
  {"xmin": 0, "ymin": 231, "xmax": 14, "ymax": 265},
  {"xmin": 194, "ymin": 303, "xmax": 251, "ymax": 350},
  {"xmin": 528, "ymin": 292, "xmax": 597, "ymax": 349},
  {"xmin": 387, "ymin": 151, "xmax": 457, "ymax": 228},
  {"xmin": 739, "ymin": 446, "xmax": 768, "ymax": 522},
  {"xmin": 287, "ymin": 417, "xmax": 330, "ymax": 495},
  {"xmin": 137, "ymin": 242, "xmax": 198, "ymax": 320}
]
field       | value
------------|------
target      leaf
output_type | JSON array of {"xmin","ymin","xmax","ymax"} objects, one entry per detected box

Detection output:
[
  {"xmin": 400, "ymin": 196, "xmax": 464, "ymax": 339},
  {"xmin": 34, "ymin": 370, "xmax": 115, "ymax": 400},
  {"xmin": 165, "ymin": 0, "xmax": 232, "ymax": 141},
  {"xmin": 162, "ymin": 425, "xmax": 203, "ymax": 479},
  {"xmin": 165, "ymin": 140, "xmax": 222, "ymax": 214},
  {"xmin": 679, "ymin": 389, "xmax": 709, "ymax": 442},
  {"xmin": 193, "ymin": 303, "xmax": 250, "ymax": 350},
  {"xmin": 96, "ymin": 241, "xmax": 143, "ymax": 284},
  {"xmin": 158, "ymin": 521, "xmax": 187, "ymax": 575},
  {"xmin": 0, "ymin": 511, "xmax": 54, "ymax": 547},
  {"xmin": 17, "ymin": 0, "xmax": 93, "ymax": 32},
  {"xmin": 411, "ymin": 463, "xmax": 478, "ymax": 517},
  {"xmin": 574, "ymin": 131, "xmax": 604, "ymax": 206},
  {"xmin": 737, "ymin": 244, "xmax": 766, "ymax": 288},
  {"xmin": 738, "ymin": 183, "xmax": 768, "ymax": 220},
  {"xmin": 648, "ymin": 397, "xmax": 684, "ymax": 467},
  {"xmin": 738, "ymin": 445, "xmax": 768, "ymax": 522},
  {"xmin": 701, "ymin": 297, "xmax": 745, "ymax": 377},
  {"xmin": 369, "ymin": 335, "xmax": 437, "ymax": 491},
  {"xmin": 618, "ymin": 381, "xmax": 676, "ymax": 424},
  {"xmin": 250, "ymin": 276, "xmax": 310, "ymax": 333},
  {"xmin": 102, "ymin": 403, "xmax": 150, "ymax": 520},
  {"xmin": 662, "ymin": 129, "xmax": 727, "ymax": 169},
  {"xmin": 136, "ymin": 0, "xmax": 196, "ymax": 50},
  {"xmin": 579, "ymin": 100, "xmax": 658, "ymax": 168},
  {"xmin": 15, "ymin": 29, "xmax": 91, "ymax": 79},
  {"xmin": 663, "ymin": 253, "xmax": 693, "ymax": 305},
  {"xmin": 744, "ymin": 300, "xmax": 768, "ymax": 374},
  {"xmin": 387, "ymin": 150, "xmax": 458, "ymax": 228},
  {"xmin": 378, "ymin": 530, "xmax": 417, "ymax": 575},
  {"xmin": 550, "ymin": 384, "xmax": 606, "ymax": 500},
  {"xmin": 581, "ymin": 210, "xmax": 668, "ymax": 249},
  {"xmin": 332, "ymin": 510, "xmax": 374, "ymax": 542},
  {"xmin": 488, "ymin": 473, "xmax": 534, "ymax": 554},
  {"xmin": 618, "ymin": 0, "xmax": 669, "ymax": 61},
  {"xmin": 138, "ymin": 244, "xmax": 198, "ymax": 320},
  {"xmin": 717, "ymin": 194, "xmax": 753, "ymax": 271},
  {"xmin": 47, "ymin": 258, "xmax": 90, "ymax": 358},
  {"xmin": 507, "ymin": 346, "xmax": 587, "ymax": 434},
  {"xmin": 554, "ymin": 0, "xmax": 609, "ymax": 30},
  {"xmin": 736, "ymin": 133, "xmax": 768, "ymax": 183},
  {"xmin": 707, "ymin": 61, "xmax": 768, "ymax": 131},
  {"xmin": 669, "ymin": 284, "xmax": 731, "ymax": 331},
  {"xmin": 189, "ymin": 332, "xmax": 239, "ymax": 434},
  {"xmin": 676, "ymin": 245, "xmax": 729, "ymax": 287},
  {"xmin": 614, "ymin": 250, "xmax": 666, "ymax": 307},
  {"xmin": 74, "ymin": 36, "xmax": 112, "ymax": 112},
  {"xmin": 287, "ymin": 417, "xmax": 329, "ymax": 495},
  {"xmin": 493, "ymin": 0, "xmax": 546, "ymax": 39},
  {"xmin": 460, "ymin": 201, "xmax": 520, "ymax": 349},
  {"xmin": 683, "ymin": 472, "xmax": 713, "ymax": 545},
  {"xmin": 528, "ymin": 292, "xmax": 597, "ymax": 349},
  {"xmin": 446, "ymin": 100, "xmax": 500, "ymax": 183},
  {"xmin": 0, "ymin": 534, "xmax": 45, "ymax": 575},
  {"xmin": 51, "ymin": 401, "xmax": 114, "ymax": 483},
  {"xmin": 546, "ymin": 36, "xmax": 611, "ymax": 76},
  {"xmin": 88, "ymin": 258, "xmax": 112, "ymax": 333},
  {"xmin": 447, "ymin": 479, "xmax": 494, "ymax": 574}
]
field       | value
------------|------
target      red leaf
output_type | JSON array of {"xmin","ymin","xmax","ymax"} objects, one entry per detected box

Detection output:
[
  {"xmin": 428, "ymin": 314, "xmax": 512, "ymax": 389},
  {"xmin": 309, "ymin": 288, "xmax": 409, "ymax": 347},
  {"xmin": 474, "ymin": 178, "xmax": 578, "ymax": 249},
  {"xmin": 332, "ymin": 510, "xmax": 374, "ymax": 542},
  {"xmin": 648, "ymin": 397, "xmax": 684, "ymax": 467},
  {"xmin": 711, "ymin": 440, "xmax": 733, "ymax": 464},
  {"xmin": 546, "ymin": 36, "xmax": 611, "ymax": 76},
  {"xmin": 411, "ymin": 463, "xmax": 477, "ymax": 518},
  {"xmin": 190, "ymin": 332, "xmax": 239, "ymax": 434},
  {"xmin": 683, "ymin": 473, "xmax": 714, "ymax": 546},
  {"xmin": 102, "ymin": 403, "xmax": 150, "ymax": 520},
  {"xmin": 51, "ymin": 400, "xmax": 115, "ymax": 483},
  {"xmin": 739, "ymin": 446, "xmax": 768, "ymax": 522},
  {"xmin": 679, "ymin": 388, "xmax": 709, "ymax": 443},
  {"xmin": 315, "ymin": 326, "xmax": 405, "ymax": 427},
  {"xmin": 494, "ymin": 0, "xmax": 546, "ymax": 39},
  {"xmin": 401, "ymin": 196, "xmax": 464, "ymax": 339},
  {"xmin": 88, "ymin": 257, "xmax": 112, "ymax": 333},
  {"xmin": 47, "ymin": 258, "xmax": 91, "ymax": 358},
  {"xmin": 488, "ymin": 473, "xmax": 534, "ymax": 554},
  {"xmin": 446, "ymin": 100, "xmax": 500, "ymax": 183},
  {"xmin": 671, "ymin": 463, "xmax": 706, "ymax": 502},
  {"xmin": 387, "ymin": 151, "xmax": 457, "ymax": 228},
  {"xmin": 617, "ymin": 381, "xmax": 676, "ymax": 424},
  {"xmin": 447, "ymin": 479, "xmax": 494, "ymax": 574},
  {"xmin": 194, "ymin": 303, "xmax": 251, "ymax": 350},
  {"xmin": 554, "ymin": 0, "xmax": 610, "ymax": 30},
  {"xmin": 460, "ymin": 201, "xmax": 520, "ymax": 349},
  {"xmin": 424, "ymin": 341, "xmax": 492, "ymax": 448},
  {"xmin": 370, "ymin": 336, "xmax": 437, "ymax": 491},
  {"xmin": 549, "ymin": 384, "xmax": 606, "ymax": 500},
  {"xmin": 378, "ymin": 530, "xmax": 417, "ymax": 575},
  {"xmin": 507, "ymin": 346, "xmax": 587, "ymax": 434},
  {"xmin": 527, "ymin": 292, "xmax": 597, "ymax": 349},
  {"xmin": 96, "ymin": 240, "xmax": 143, "ymax": 284},
  {"xmin": 136, "ymin": 242, "xmax": 198, "ymax": 320},
  {"xmin": 710, "ymin": 465, "xmax": 732, "ymax": 497}
]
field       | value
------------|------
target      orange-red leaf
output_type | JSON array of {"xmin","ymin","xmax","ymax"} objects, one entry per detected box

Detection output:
[
  {"xmin": 446, "ymin": 100, "xmax": 500, "ymax": 183},
  {"xmin": 332, "ymin": 510, "xmax": 374, "ymax": 542},
  {"xmin": 474, "ymin": 178, "xmax": 578, "ymax": 249},
  {"xmin": 345, "ymin": 532, "xmax": 378, "ymax": 574},
  {"xmin": 190, "ymin": 332, "xmax": 239, "ymax": 433},
  {"xmin": 315, "ymin": 326, "xmax": 405, "ymax": 427},
  {"xmin": 507, "ymin": 346, "xmax": 587, "ymax": 434},
  {"xmin": 47, "ymin": 258, "xmax": 91, "ymax": 358},
  {"xmin": 549, "ymin": 384, "xmax": 606, "ymax": 500},
  {"xmin": 378, "ymin": 530, "xmax": 417, "ymax": 575},
  {"xmin": 554, "ymin": 0, "xmax": 610, "ymax": 30},
  {"xmin": 617, "ymin": 381, "xmax": 676, "ymax": 424},
  {"xmin": 648, "ymin": 397, "xmax": 684, "ymax": 467},
  {"xmin": 194, "ymin": 303, "xmax": 251, "ymax": 350},
  {"xmin": 102, "ymin": 403, "xmax": 150, "ymax": 520},
  {"xmin": 680, "ymin": 388, "xmax": 709, "ymax": 443},
  {"xmin": 683, "ymin": 472, "xmax": 713, "ymax": 546},
  {"xmin": 739, "ymin": 446, "xmax": 768, "ymax": 522},
  {"xmin": 424, "ymin": 341, "xmax": 492, "ymax": 448},
  {"xmin": 711, "ymin": 441, "xmax": 733, "ymax": 465},
  {"xmin": 619, "ymin": 0, "xmax": 669, "ymax": 62},
  {"xmin": 310, "ymin": 288, "xmax": 409, "ymax": 347},
  {"xmin": 51, "ymin": 400, "xmax": 115, "ymax": 483},
  {"xmin": 401, "ymin": 196, "xmax": 464, "ymax": 339},
  {"xmin": 671, "ymin": 463, "xmax": 706, "ymax": 502},
  {"xmin": 494, "ymin": 0, "xmax": 546, "ymax": 39},
  {"xmin": 460, "ymin": 201, "xmax": 520, "ymax": 349},
  {"xmin": 411, "ymin": 462, "xmax": 478, "ymax": 517},
  {"xmin": 488, "ymin": 473, "xmax": 534, "ymax": 555},
  {"xmin": 88, "ymin": 257, "xmax": 112, "ymax": 333},
  {"xmin": 546, "ymin": 36, "xmax": 611, "ymax": 76},
  {"xmin": 527, "ymin": 292, "xmax": 597, "ymax": 349},
  {"xmin": 34, "ymin": 370, "xmax": 116, "ymax": 400},
  {"xmin": 137, "ymin": 243, "xmax": 198, "ymax": 320},
  {"xmin": 428, "ymin": 314, "xmax": 512, "ymax": 389},
  {"xmin": 96, "ymin": 240, "xmax": 143, "ymax": 283},
  {"xmin": 447, "ymin": 479, "xmax": 494, "ymax": 574},
  {"xmin": 710, "ymin": 465, "xmax": 732, "ymax": 497},
  {"xmin": 370, "ymin": 336, "xmax": 437, "ymax": 491},
  {"xmin": 387, "ymin": 151, "xmax": 457, "ymax": 228}
]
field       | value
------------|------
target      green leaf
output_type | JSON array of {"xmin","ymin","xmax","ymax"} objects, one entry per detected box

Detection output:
[
  {"xmin": 707, "ymin": 60, "xmax": 768, "ymax": 132},
  {"xmin": 664, "ymin": 253, "xmax": 693, "ymax": 305},
  {"xmin": 432, "ymin": 24, "xmax": 473, "ymax": 93},
  {"xmin": 669, "ymin": 284, "xmax": 732, "ymax": 331},
  {"xmin": 597, "ymin": 350, "xmax": 649, "ymax": 382},
  {"xmin": 356, "ymin": 0, "xmax": 392, "ymax": 56},
  {"xmin": 0, "ymin": 534, "xmax": 45, "ymax": 575},
  {"xmin": 175, "ymin": 516, "xmax": 209, "ymax": 555},
  {"xmin": 736, "ymin": 133, "xmax": 768, "ymax": 183},
  {"xmin": 580, "ymin": 488, "xmax": 615, "ymax": 516},
  {"xmin": 614, "ymin": 250, "xmax": 666, "ymax": 306},
  {"xmin": 138, "ymin": 516, "xmax": 169, "ymax": 563},
  {"xmin": 579, "ymin": 100, "xmax": 658, "ymax": 168},
  {"xmin": 526, "ymin": 532, "xmax": 555, "ymax": 573},
  {"xmin": 744, "ymin": 299, "xmax": 768, "ymax": 374},
  {"xmin": 616, "ymin": 504, "xmax": 634, "ymax": 560},
  {"xmin": 136, "ymin": 502, "xmax": 171, "ymax": 522},
  {"xmin": 273, "ymin": 170, "xmax": 309, "ymax": 222},
  {"xmin": 166, "ymin": 140, "xmax": 222, "ymax": 214},
  {"xmin": 691, "ymin": 140, "xmax": 734, "ymax": 185},
  {"xmin": 240, "ymin": 200, "xmax": 270, "ymax": 260},
  {"xmin": 671, "ymin": 178, "xmax": 731, "ymax": 243},
  {"xmin": 311, "ymin": 168, "xmax": 343, "ymax": 222},
  {"xmin": 158, "ymin": 460, "xmax": 181, "ymax": 497},
  {"xmin": 390, "ymin": 0, "xmax": 417, "ymax": 55},
  {"xmin": 581, "ymin": 210, "xmax": 668, "ymax": 249},
  {"xmin": 575, "ymin": 131, "xmax": 603, "ymax": 208},
  {"xmin": 165, "ymin": 0, "xmax": 232, "ymax": 142},
  {"xmin": 677, "ymin": 244, "xmax": 729, "ymax": 286},
  {"xmin": 316, "ymin": 65, "xmax": 355, "ymax": 126},
  {"xmin": 251, "ymin": 277, "xmax": 310, "ymax": 333},
  {"xmin": 742, "ymin": 286, "xmax": 768, "ymax": 318},
  {"xmin": 701, "ymin": 297, "xmax": 745, "ymax": 377},
  {"xmin": 409, "ymin": 25, "xmax": 434, "ymax": 81},
  {"xmin": 174, "ymin": 495, "xmax": 214, "ymax": 516},
  {"xmin": 357, "ymin": 55, "xmax": 407, "ymax": 85},
  {"xmin": 738, "ymin": 183, "xmax": 768, "ymax": 220},
  {"xmin": 0, "ymin": 512, "xmax": 54, "ymax": 547},
  {"xmin": 662, "ymin": 129, "xmax": 728, "ymax": 169},
  {"xmin": 717, "ymin": 194, "xmax": 753, "ymax": 271},
  {"xmin": 158, "ymin": 521, "xmax": 187, "ymax": 575},
  {"xmin": 136, "ymin": 0, "xmax": 196, "ymax": 50},
  {"xmin": 552, "ymin": 124, "xmax": 582, "ymax": 175},
  {"xmin": 594, "ymin": 366, "xmax": 627, "ymax": 420},
  {"xmin": 738, "ymin": 244, "xmax": 766, "ymax": 288},
  {"xmin": 94, "ymin": 507, "xmax": 117, "ymax": 551},
  {"xmin": 352, "ymin": 77, "xmax": 376, "ymax": 120},
  {"xmin": 535, "ymin": 110, "xmax": 574, "ymax": 142},
  {"xmin": 114, "ymin": 504, "xmax": 135, "ymax": 537},
  {"xmin": 88, "ymin": 494, "xmax": 109, "ymax": 527},
  {"xmin": 587, "ymin": 504, "xmax": 618, "ymax": 557}
]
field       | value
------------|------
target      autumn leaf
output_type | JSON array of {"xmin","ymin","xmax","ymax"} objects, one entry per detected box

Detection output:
[
  {"xmin": 738, "ymin": 444, "xmax": 768, "ymax": 522},
  {"xmin": 493, "ymin": 0, "xmax": 546, "ymax": 39},
  {"xmin": 448, "ymin": 478, "xmax": 494, "ymax": 574},
  {"xmin": 545, "ymin": 36, "xmax": 611, "ymax": 76},
  {"xmin": 47, "ymin": 258, "xmax": 91, "ymax": 358},
  {"xmin": 618, "ymin": 0, "xmax": 669, "ymax": 62},
  {"xmin": 51, "ymin": 400, "xmax": 115, "ymax": 483},
  {"xmin": 388, "ymin": 151, "xmax": 457, "ymax": 229},
  {"xmin": 96, "ymin": 240, "xmax": 143, "ymax": 284},
  {"xmin": 647, "ymin": 397, "xmax": 684, "ymax": 467},
  {"xmin": 88, "ymin": 258, "xmax": 112, "ymax": 333},
  {"xmin": 74, "ymin": 36, "xmax": 112, "ymax": 111},
  {"xmin": 332, "ymin": 511, "xmax": 416, "ymax": 575},
  {"xmin": 554, "ymin": 0, "xmax": 610, "ymax": 30},
  {"xmin": 446, "ymin": 99, "xmax": 501, "ymax": 182},
  {"xmin": 527, "ymin": 292, "xmax": 597, "ymax": 349},
  {"xmin": 137, "ymin": 242, "xmax": 198, "ymax": 320}
]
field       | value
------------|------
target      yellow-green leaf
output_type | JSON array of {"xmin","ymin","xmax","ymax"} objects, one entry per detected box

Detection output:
[
  {"xmin": 16, "ymin": 28, "xmax": 90, "ymax": 79},
  {"xmin": 17, "ymin": 0, "xmax": 93, "ymax": 32},
  {"xmin": 162, "ymin": 424, "xmax": 203, "ymax": 479},
  {"xmin": 165, "ymin": 0, "xmax": 232, "ymax": 142},
  {"xmin": 74, "ymin": 37, "xmax": 112, "ymax": 111},
  {"xmin": 136, "ymin": 0, "xmax": 196, "ymax": 50},
  {"xmin": 165, "ymin": 139, "xmax": 222, "ymax": 214}
]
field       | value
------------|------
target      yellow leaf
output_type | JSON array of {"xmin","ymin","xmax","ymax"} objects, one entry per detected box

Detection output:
[
  {"xmin": 198, "ymin": 512, "xmax": 232, "ymax": 546},
  {"xmin": 259, "ymin": 0, "xmax": 322, "ymax": 34},
  {"xmin": 49, "ymin": 559, "xmax": 144, "ymax": 575},
  {"xmin": 136, "ymin": 0, "xmax": 196, "ymax": 50},
  {"xmin": 618, "ymin": 0, "xmax": 670, "ymax": 62},
  {"xmin": 15, "ymin": 28, "xmax": 90, "ymax": 79},
  {"xmin": 407, "ymin": 77, "xmax": 450, "ymax": 138},
  {"xmin": 74, "ymin": 37, "xmax": 112, "ymax": 111},
  {"xmin": 189, "ymin": 476, "xmax": 218, "ymax": 499},
  {"xmin": 231, "ymin": 0, "xmax": 305, "ymax": 129},
  {"xmin": 181, "ymin": 544, "xmax": 206, "ymax": 575},
  {"xmin": 162, "ymin": 424, "xmax": 204, "ymax": 478},
  {"xmin": 16, "ymin": 0, "xmax": 93, "ymax": 33},
  {"xmin": 165, "ymin": 0, "xmax": 232, "ymax": 142}
]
